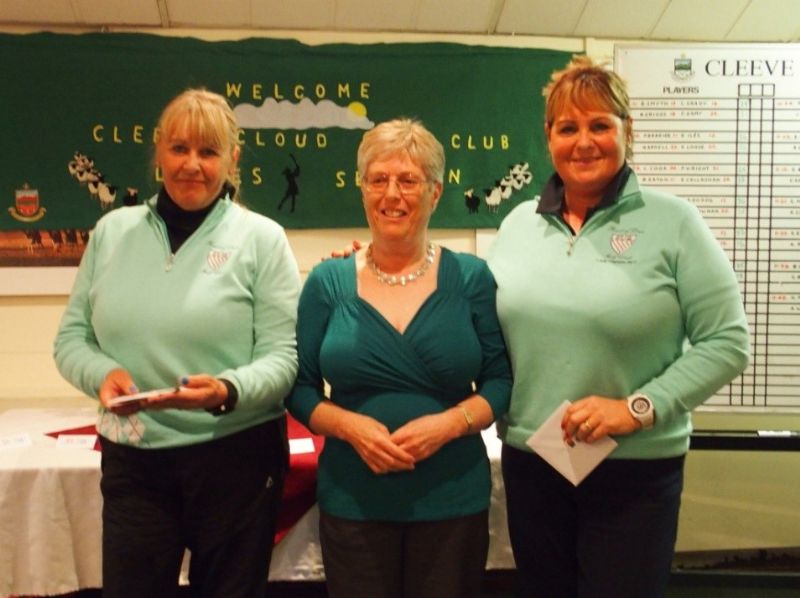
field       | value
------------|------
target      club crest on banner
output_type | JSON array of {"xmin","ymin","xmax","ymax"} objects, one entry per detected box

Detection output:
[{"xmin": 9, "ymin": 183, "xmax": 46, "ymax": 222}]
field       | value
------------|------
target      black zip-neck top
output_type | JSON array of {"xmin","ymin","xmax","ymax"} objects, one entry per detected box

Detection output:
[{"xmin": 155, "ymin": 182, "xmax": 235, "ymax": 253}]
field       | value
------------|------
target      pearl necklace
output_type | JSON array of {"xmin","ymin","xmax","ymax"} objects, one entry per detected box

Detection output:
[{"xmin": 366, "ymin": 242, "xmax": 436, "ymax": 287}]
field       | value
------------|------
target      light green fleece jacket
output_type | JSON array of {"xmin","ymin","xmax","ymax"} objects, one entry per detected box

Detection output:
[
  {"xmin": 54, "ymin": 195, "xmax": 300, "ymax": 448},
  {"xmin": 487, "ymin": 170, "xmax": 750, "ymax": 459}
]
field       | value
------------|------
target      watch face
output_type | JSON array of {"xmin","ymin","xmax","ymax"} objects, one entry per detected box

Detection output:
[{"xmin": 631, "ymin": 397, "xmax": 651, "ymax": 414}]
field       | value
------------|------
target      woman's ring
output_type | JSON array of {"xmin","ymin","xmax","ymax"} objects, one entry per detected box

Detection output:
[{"xmin": 582, "ymin": 421, "xmax": 593, "ymax": 432}]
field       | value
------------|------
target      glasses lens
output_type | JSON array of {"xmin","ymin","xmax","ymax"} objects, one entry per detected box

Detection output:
[
  {"xmin": 398, "ymin": 177, "xmax": 421, "ymax": 193},
  {"xmin": 366, "ymin": 175, "xmax": 388, "ymax": 193}
]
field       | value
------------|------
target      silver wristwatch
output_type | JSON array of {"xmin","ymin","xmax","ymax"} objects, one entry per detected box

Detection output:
[{"xmin": 626, "ymin": 394, "xmax": 655, "ymax": 430}]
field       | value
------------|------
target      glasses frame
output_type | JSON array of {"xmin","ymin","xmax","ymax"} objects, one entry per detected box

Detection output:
[{"xmin": 361, "ymin": 173, "xmax": 432, "ymax": 197}]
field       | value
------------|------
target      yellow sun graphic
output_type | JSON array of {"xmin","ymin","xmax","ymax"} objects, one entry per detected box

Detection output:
[{"xmin": 347, "ymin": 101, "xmax": 368, "ymax": 118}]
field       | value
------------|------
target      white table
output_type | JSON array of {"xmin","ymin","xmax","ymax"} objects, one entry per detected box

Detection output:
[
  {"xmin": 0, "ymin": 408, "xmax": 513, "ymax": 597},
  {"xmin": 0, "ymin": 408, "xmax": 103, "ymax": 597}
]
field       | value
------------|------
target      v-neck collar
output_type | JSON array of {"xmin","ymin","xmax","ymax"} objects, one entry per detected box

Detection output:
[{"xmin": 353, "ymin": 247, "xmax": 449, "ymax": 336}]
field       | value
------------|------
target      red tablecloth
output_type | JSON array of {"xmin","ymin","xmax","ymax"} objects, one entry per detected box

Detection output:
[{"xmin": 46, "ymin": 414, "xmax": 324, "ymax": 544}]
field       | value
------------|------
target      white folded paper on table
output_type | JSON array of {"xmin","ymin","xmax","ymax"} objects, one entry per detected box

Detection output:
[
  {"xmin": 289, "ymin": 437, "xmax": 316, "ymax": 455},
  {"xmin": 526, "ymin": 400, "xmax": 618, "ymax": 486}
]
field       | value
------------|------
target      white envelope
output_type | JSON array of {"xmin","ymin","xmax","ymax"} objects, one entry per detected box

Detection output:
[{"xmin": 526, "ymin": 400, "xmax": 618, "ymax": 486}]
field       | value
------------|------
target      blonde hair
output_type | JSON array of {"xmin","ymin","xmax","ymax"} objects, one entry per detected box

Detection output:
[
  {"xmin": 155, "ymin": 88, "xmax": 241, "ymax": 200},
  {"xmin": 543, "ymin": 55, "xmax": 633, "ymax": 159},
  {"xmin": 357, "ymin": 118, "xmax": 445, "ymax": 184}
]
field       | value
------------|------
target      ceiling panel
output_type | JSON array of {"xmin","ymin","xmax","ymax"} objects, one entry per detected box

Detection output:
[
  {"xmin": 0, "ymin": 0, "xmax": 78, "ymax": 24},
  {"xmin": 416, "ymin": 0, "xmax": 497, "ymax": 33},
  {"xmin": 650, "ymin": 0, "xmax": 749, "ymax": 41},
  {"xmin": 75, "ymin": 0, "xmax": 161, "ymax": 26},
  {"xmin": 2, "ymin": 0, "xmax": 800, "ymax": 42},
  {"xmin": 166, "ymin": 0, "xmax": 251, "ymax": 28},
  {"xmin": 575, "ymin": 0, "xmax": 670, "ymax": 40},
  {"xmin": 334, "ymin": 0, "xmax": 418, "ymax": 32},
  {"xmin": 727, "ymin": 0, "xmax": 800, "ymax": 42},
  {"xmin": 495, "ymin": 0, "xmax": 587, "ymax": 36},
  {"xmin": 251, "ymin": 0, "xmax": 335, "ymax": 30}
]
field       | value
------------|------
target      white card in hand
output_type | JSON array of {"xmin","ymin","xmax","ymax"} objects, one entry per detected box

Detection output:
[
  {"xmin": 526, "ymin": 400, "xmax": 618, "ymax": 486},
  {"xmin": 106, "ymin": 387, "xmax": 182, "ymax": 407}
]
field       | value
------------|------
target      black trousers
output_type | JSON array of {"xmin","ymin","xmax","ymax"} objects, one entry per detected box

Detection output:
[
  {"xmin": 502, "ymin": 444, "xmax": 684, "ymax": 598},
  {"xmin": 319, "ymin": 509, "xmax": 489, "ymax": 598},
  {"xmin": 99, "ymin": 417, "xmax": 288, "ymax": 598}
]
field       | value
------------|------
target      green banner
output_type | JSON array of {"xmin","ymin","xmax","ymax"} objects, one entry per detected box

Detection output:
[{"xmin": 0, "ymin": 32, "xmax": 569, "ymax": 242}]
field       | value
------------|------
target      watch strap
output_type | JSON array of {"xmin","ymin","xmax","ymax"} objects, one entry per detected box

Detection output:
[
  {"xmin": 206, "ymin": 379, "xmax": 238, "ymax": 416},
  {"xmin": 626, "ymin": 394, "xmax": 655, "ymax": 430}
]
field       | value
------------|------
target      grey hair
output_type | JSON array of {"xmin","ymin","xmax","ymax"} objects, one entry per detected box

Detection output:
[{"xmin": 357, "ymin": 118, "xmax": 445, "ymax": 183}]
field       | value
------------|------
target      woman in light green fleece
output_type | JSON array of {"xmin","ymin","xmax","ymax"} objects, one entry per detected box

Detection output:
[
  {"xmin": 487, "ymin": 56, "xmax": 750, "ymax": 598},
  {"xmin": 54, "ymin": 88, "xmax": 300, "ymax": 598}
]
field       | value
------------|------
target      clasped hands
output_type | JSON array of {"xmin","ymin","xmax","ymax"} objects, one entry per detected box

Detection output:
[
  {"xmin": 99, "ymin": 368, "xmax": 228, "ymax": 415},
  {"xmin": 343, "ymin": 410, "xmax": 461, "ymax": 475}
]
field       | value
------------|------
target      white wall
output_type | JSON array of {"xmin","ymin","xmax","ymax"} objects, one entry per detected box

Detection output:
[{"xmin": 2, "ymin": 26, "xmax": 799, "ymax": 556}]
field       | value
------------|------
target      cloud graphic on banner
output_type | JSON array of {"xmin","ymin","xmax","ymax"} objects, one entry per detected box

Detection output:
[{"xmin": 234, "ymin": 98, "xmax": 374, "ymax": 130}]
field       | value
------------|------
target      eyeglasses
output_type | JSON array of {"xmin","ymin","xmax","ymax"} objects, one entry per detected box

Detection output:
[{"xmin": 362, "ymin": 174, "xmax": 430, "ymax": 196}]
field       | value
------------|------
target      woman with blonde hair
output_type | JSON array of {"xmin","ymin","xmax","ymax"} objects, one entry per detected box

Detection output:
[
  {"xmin": 287, "ymin": 118, "xmax": 511, "ymax": 598},
  {"xmin": 487, "ymin": 56, "xmax": 749, "ymax": 597},
  {"xmin": 55, "ymin": 88, "xmax": 300, "ymax": 597}
]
